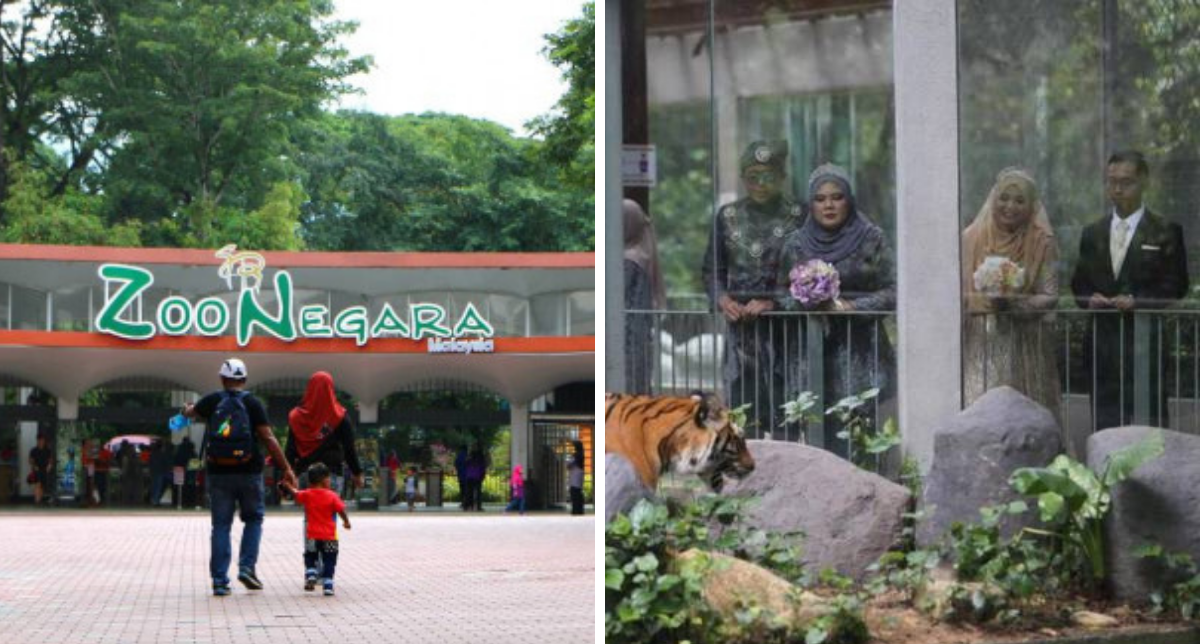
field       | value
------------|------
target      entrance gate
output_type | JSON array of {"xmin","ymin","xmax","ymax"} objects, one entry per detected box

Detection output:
[{"xmin": 531, "ymin": 415, "xmax": 593, "ymax": 509}]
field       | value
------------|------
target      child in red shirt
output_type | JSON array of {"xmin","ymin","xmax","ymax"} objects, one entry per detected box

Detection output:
[{"xmin": 281, "ymin": 462, "xmax": 351, "ymax": 595}]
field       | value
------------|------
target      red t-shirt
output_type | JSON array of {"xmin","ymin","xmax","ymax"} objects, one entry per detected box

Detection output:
[{"xmin": 295, "ymin": 488, "xmax": 345, "ymax": 541}]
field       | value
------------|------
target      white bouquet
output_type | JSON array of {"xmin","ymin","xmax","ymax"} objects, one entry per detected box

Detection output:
[{"xmin": 973, "ymin": 255, "xmax": 1025, "ymax": 295}]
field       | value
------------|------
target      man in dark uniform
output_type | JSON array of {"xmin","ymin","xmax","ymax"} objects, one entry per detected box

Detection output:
[
  {"xmin": 702, "ymin": 140, "xmax": 805, "ymax": 437},
  {"xmin": 1070, "ymin": 150, "xmax": 1189, "ymax": 431}
]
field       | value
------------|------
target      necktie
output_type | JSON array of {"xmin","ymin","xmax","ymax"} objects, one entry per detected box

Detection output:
[{"xmin": 1111, "ymin": 219, "xmax": 1130, "ymax": 277}]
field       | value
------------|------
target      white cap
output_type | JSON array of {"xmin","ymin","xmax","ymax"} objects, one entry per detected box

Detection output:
[{"xmin": 218, "ymin": 358, "xmax": 248, "ymax": 380}]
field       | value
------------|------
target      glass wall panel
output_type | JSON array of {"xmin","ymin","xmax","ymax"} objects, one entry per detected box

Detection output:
[
  {"xmin": 52, "ymin": 286, "xmax": 92, "ymax": 332},
  {"xmin": 10, "ymin": 284, "xmax": 47, "ymax": 331},
  {"xmin": 958, "ymin": 0, "xmax": 1200, "ymax": 454},
  {"xmin": 569, "ymin": 291, "xmax": 595, "ymax": 336},
  {"xmin": 626, "ymin": 1, "xmax": 897, "ymax": 453},
  {"xmin": 531, "ymin": 293, "xmax": 567, "ymax": 337}
]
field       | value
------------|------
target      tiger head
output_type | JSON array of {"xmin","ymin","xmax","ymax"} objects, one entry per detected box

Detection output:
[{"xmin": 664, "ymin": 392, "xmax": 755, "ymax": 492}]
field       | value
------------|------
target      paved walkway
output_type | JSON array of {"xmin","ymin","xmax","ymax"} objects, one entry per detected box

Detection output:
[{"xmin": 0, "ymin": 509, "xmax": 595, "ymax": 644}]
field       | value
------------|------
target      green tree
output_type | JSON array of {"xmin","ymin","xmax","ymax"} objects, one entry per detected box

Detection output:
[
  {"xmin": 66, "ymin": 0, "xmax": 368, "ymax": 237},
  {"xmin": 1, "ymin": 158, "xmax": 141, "ymax": 245},
  {"xmin": 528, "ymin": 2, "xmax": 594, "ymax": 194},
  {"xmin": 296, "ymin": 111, "xmax": 592, "ymax": 252}
]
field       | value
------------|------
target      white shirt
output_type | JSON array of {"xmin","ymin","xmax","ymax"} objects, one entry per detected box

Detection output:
[{"xmin": 1110, "ymin": 205, "xmax": 1144, "ymax": 276}]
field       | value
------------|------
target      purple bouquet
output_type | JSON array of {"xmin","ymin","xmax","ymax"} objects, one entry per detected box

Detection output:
[{"xmin": 789, "ymin": 259, "xmax": 841, "ymax": 307}]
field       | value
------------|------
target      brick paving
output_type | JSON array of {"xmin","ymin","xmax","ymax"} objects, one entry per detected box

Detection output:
[{"xmin": 0, "ymin": 509, "xmax": 596, "ymax": 644}]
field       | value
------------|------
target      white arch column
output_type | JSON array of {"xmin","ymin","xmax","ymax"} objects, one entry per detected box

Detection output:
[{"xmin": 509, "ymin": 400, "xmax": 530, "ymax": 475}]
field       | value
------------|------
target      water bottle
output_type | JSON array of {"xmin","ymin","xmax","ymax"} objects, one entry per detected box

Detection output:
[{"xmin": 169, "ymin": 412, "xmax": 189, "ymax": 433}]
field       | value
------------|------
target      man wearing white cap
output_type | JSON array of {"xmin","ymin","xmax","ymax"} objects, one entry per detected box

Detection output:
[{"xmin": 184, "ymin": 357, "xmax": 298, "ymax": 596}]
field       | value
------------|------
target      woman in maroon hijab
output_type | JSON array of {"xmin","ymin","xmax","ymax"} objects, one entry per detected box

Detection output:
[{"xmin": 284, "ymin": 372, "xmax": 364, "ymax": 493}]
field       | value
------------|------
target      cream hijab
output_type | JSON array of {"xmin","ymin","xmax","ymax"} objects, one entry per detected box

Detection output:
[{"xmin": 962, "ymin": 168, "xmax": 1056, "ymax": 304}]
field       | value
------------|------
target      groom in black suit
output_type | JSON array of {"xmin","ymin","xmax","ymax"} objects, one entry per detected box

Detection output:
[{"xmin": 1070, "ymin": 150, "xmax": 1189, "ymax": 431}]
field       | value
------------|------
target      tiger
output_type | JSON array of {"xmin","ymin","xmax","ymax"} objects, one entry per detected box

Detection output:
[{"xmin": 605, "ymin": 391, "xmax": 755, "ymax": 492}]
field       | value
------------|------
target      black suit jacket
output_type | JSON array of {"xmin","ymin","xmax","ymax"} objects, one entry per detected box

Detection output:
[{"xmin": 1070, "ymin": 210, "xmax": 1189, "ymax": 309}]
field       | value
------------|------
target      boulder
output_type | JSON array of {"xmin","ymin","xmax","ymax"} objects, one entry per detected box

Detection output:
[
  {"xmin": 677, "ymin": 549, "xmax": 868, "ymax": 642},
  {"xmin": 604, "ymin": 453, "xmax": 652, "ymax": 523},
  {"xmin": 917, "ymin": 386, "xmax": 1062, "ymax": 547},
  {"xmin": 1088, "ymin": 427, "xmax": 1200, "ymax": 601},
  {"xmin": 721, "ymin": 440, "xmax": 910, "ymax": 579}
]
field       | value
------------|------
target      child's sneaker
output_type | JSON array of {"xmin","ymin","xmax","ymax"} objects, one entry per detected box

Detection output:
[
  {"xmin": 323, "ymin": 580, "xmax": 334, "ymax": 596},
  {"xmin": 304, "ymin": 571, "xmax": 317, "ymax": 591},
  {"xmin": 213, "ymin": 583, "xmax": 231, "ymax": 597}
]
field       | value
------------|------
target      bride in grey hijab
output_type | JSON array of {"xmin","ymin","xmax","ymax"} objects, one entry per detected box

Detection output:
[{"xmin": 779, "ymin": 163, "xmax": 896, "ymax": 457}]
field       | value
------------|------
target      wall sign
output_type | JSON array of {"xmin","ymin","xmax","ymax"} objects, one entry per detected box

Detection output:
[{"xmin": 95, "ymin": 245, "xmax": 495, "ymax": 347}]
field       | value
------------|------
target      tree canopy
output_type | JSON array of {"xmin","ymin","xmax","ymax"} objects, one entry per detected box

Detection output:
[{"xmin": 0, "ymin": 0, "xmax": 595, "ymax": 252}]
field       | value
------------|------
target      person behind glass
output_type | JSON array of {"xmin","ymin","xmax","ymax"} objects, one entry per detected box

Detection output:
[
  {"xmin": 94, "ymin": 440, "xmax": 112, "ymax": 506},
  {"xmin": 29, "ymin": 434, "xmax": 52, "ymax": 506},
  {"xmin": 283, "ymin": 371, "xmax": 365, "ymax": 495},
  {"xmin": 962, "ymin": 168, "xmax": 1063, "ymax": 437},
  {"xmin": 183, "ymin": 357, "xmax": 298, "ymax": 597},
  {"xmin": 702, "ymin": 140, "xmax": 805, "ymax": 437},
  {"xmin": 454, "ymin": 444, "xmax": 469, "ymax": 510},
  {"xmin": 504, "ymin": 464, "xmax": 525, "ymax": 515},
  {"xmin": 567, "ymin": 439, "xmax": 585, "ymax": 515},
  {"xmin": 462, "ymin": 445, "xmax": 488, "ymax": 512},
  {"xmin": 172, "ymin": 434, "xmax": 196, "ymax": 509},
  {"xmin": 1070, "ymin": 151, "xmax": 1189, "ymax": 431},
  {"xmin": 779, "ymin": 163, "xmax": 896, "ymax": 454},
  {"xmin": 385, "ymin": 449, "xmax": 401, "ymax": 504},
  {"xmin": 624, "ymin": 198, "xmax": 666, "ymax": 393},
  {"xmin": 81, "ymin": 438, "xmax": 98, "ymax": 507},
  {"xmin": 404, "ymin": 467, "xmax": 417, "ymax": 512},
  {"xmin": 118, "ymin": 439, "xmax": 142, "ymax": 506},
  {"xmin": 149, "ymin": 440, "xmax": 174, "ymax": 507}
]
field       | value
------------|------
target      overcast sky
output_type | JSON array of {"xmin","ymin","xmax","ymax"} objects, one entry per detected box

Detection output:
[{"xmin": 331, "ymin": 0, "xmax": 583, "ymax": 136}]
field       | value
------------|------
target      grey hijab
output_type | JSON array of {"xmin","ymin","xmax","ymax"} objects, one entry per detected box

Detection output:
[{"xmin": 795, "ymin": 163, "xmax": 874, "ymax": 265}]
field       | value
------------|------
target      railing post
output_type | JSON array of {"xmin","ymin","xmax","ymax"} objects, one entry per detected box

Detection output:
[
  {"xmin": 806, "ymin": 316, "xmax": 826, "ymax": 448},
  {"xmin": 894, "ymin": 0, "xmax": 961, "ymax": 472},
  {"xmin": 1133, "ymin": 312, "xmax": 1152, "ymax": 425}
]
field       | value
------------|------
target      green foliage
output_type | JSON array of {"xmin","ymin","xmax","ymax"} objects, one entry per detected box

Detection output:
[
  {"xmin": 780, "ymin": 388, "xmax": 901, "ymax": 472},
  {"xmin": 528, "ymin": 2, "xmax": 594, "ymax": 194},
  {"xmin": 605, "ymin": 500, "xmax": 717, "ymax": 643},
  {"xmin": 1136, "ymin": 545, "xmax": 1200, "ymax": 621},
  {"xmin": 1, "ymin": 160, "xmax": 141, "ymax": 246},
  {"xmin": 606, "ymin": 494, "xmax": 810, "ymax": 643},
  {"xmin": 1010, "ymin": 431, "xmax": 1164, "ymax": 588},
  {"xmin": 296, "ymin": 111, "xmax": 592, "ymax": 252}
]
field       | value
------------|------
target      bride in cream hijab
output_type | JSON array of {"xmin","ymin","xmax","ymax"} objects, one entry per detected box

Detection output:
[{"xmin": 961, "ymin": 167, "xmax": 1065, "ymax": 446}]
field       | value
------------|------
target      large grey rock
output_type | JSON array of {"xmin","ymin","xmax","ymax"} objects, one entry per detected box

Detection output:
[
  {"xmin": 917, "ymin": 386, "xmax": 1062, "ymax": 547},
  {"xmin": 1088, "ymin": 427, "xmax": 1200, "ymax": 601},
  {"xmin": 604, "ymin": 453, "xmax": 653, "ymax": 523},
  {"xmin": 721, "ymin": 440, "xmax": 910, "ymax": 579}
]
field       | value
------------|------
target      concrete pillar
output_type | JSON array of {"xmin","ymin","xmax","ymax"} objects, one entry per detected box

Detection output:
[
  {"xmin": 894, "ymin": 0, "xmax": 960, "ymax": 472},
  {"xmin": 57, "ymin": 397, "xmax": 79, "ymax": 422},
  {"xmin": 509, "ymin": 401, "xmax": 530, "ymax": 476},
  {"xmin": 605, "ymin": 0, "xmax": 626, "ymax": 393},
  {"xmin": 357, "ymin": 400, "xmax": 379, "ymax": 425}
]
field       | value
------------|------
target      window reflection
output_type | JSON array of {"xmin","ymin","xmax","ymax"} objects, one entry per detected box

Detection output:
[{"xmin": 959, "ymin": 0, "xmax": 1200, "ymax": 449}]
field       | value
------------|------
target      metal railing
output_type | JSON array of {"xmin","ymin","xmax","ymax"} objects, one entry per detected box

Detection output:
[
  {"xmin": 624, "ymin": 309, "xmax": 896, "ymax": 460},
  {"xmin": 625, "ymin": 308, "xmax": 1200, "ymax": 462},
  {"xmin": 970, "ymin": 309, "xmax": 1200, "ymax": 456}
]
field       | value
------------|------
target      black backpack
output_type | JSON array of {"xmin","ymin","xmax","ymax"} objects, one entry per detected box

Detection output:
[{"xmin": 204, "ymin": 391, "xmax": 256, "ymax": 466}]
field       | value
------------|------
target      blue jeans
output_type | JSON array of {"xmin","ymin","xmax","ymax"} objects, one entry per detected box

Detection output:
[
  {"xmin": 208, "ymin": 472, "xmax": 265, "ymax": 586},
  {"xmin": 505, "ymin": 496, "xmax": 525, "ymax": 513}
]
